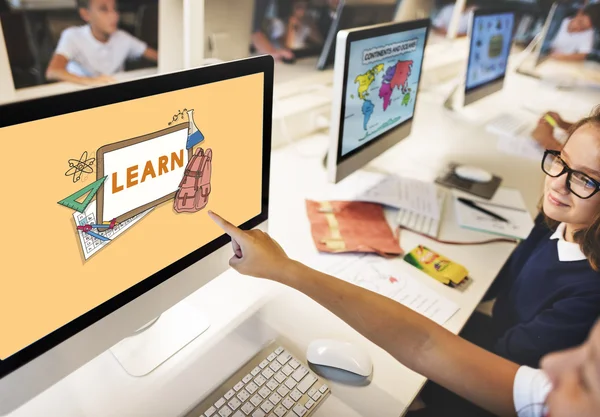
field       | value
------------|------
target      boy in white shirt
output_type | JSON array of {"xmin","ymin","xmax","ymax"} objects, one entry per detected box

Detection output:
[
  {"xmin": 46, "ymin": 0, "xmax": 158, "ymax": 86},
  {"xmin": 551, "ymin": 4, "xmax": 600, "ymax": 61}
]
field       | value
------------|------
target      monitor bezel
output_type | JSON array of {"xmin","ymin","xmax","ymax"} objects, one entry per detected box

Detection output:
[
  {"xmin": 464, "ymin": 8, "xmax": 516, "ymax": 98},
  {"xmin": 335, "ymin": 18, "xmax": 430, "ymax": 166},
  {"xmin": 0, "ymin": 55, "xmax": 274, "ymax": 380}
]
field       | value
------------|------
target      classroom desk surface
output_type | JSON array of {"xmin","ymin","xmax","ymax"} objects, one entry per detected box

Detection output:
[{"xmin": 6, "ymin": 67, "xmax": 599, "ymax": 417}]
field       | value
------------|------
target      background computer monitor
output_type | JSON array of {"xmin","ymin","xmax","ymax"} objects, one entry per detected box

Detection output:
[
  {"xmin": 0, "ymin": 56, "xmax": 273, "ymax": 414},
  {"xmin": 463, "ymin": 8, "xmax": 515, "ymax": 106},
  {"xmin": 327, "ymin": 18, "xmax": 430, "ymax": 183},
  {"xmin": 317, "ymin": 0, "xmax": 400, "ymax": 70}
]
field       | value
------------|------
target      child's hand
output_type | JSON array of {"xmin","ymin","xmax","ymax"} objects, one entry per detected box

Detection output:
[
  {"xmin": 545, "ymin": 111, "xmax": 572, "ymax": 131},
  {"xmin": 85, "ymin": 75, "xmax": 116, "ymax": 86},
  {"xmin": 532, "ymin": 118, "xmax": 562, "ymax": 151}
]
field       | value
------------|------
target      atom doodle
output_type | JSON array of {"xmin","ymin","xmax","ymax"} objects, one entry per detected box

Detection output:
[{"xmin": 65, "ymin": 151, "xmax": 95, "ymax": 183}]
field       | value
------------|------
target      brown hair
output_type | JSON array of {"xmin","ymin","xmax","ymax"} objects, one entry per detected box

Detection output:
[
  {"xmin": 77, "ymin": 0, "xmax": 90, "ymax": 8},
  {"xmin": 584, "ymin": 3, "xmax": 600, "ymax": 30},
  {"xmin": 542, "ymin": 106, "xmax": 600, "ymax": 271}
]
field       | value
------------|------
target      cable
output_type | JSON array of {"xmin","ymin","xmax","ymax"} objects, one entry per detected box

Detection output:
[{"xmin": 397, "ymin": 226, "xmax": 519, "ymax": 246}]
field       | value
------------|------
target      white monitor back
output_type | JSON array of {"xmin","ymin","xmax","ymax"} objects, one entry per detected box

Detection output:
[{"xmin": 204, "ymin": 0, "xmax": 255, "ymax": 62}]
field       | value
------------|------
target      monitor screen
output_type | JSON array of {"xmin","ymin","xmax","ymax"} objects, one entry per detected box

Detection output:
[
  {"xmin": 0, "ymin": 72, "xmax": 266, "ymax": 366},
  {"xmin": 339, "ymin": 25, "xmax": 427, "ymax": 158},
  {"xmin": 465, "ymin": 11, "xmax": 515, "ymax": 93}
]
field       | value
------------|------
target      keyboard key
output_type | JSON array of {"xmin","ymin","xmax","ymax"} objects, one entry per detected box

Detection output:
[
  {"xmin": 277, "ymin": 386, "xmax": 290, "ymax": 398},
  {"xmin": 288, "ymin": 359, "xmax": 300, "ymax": 369},
  {"xmin": 254, "ymin": 375, "xmax": 267, "ymax": 386},
  {"xmin": 266, "ymin": 379, "xmax": 278, "ymax": 390},
  {"xmin": 261, "ymin": 368, "xmax": 275, "ymax": 380},
  {"xmin": 267, "ymin": 353, "xmax": 278, "ymax": 362},
  {"xmin": 204, "ymin": 406, "xmax": 216, "ymax": 416},
  {"xmin": 250, "ymin": 394, "xmax": 263, "ymax": 407},
  {"xmin": 319, "ymin": 384, "xmax": 328, "ymax": 394},
  {"xmin": 277, "ymin": 352, "xmax": 292, "ymax": 365},
  {"xmin": 232, "ymin": 411, "xmax": 244, "ymax": 417},
  {"xmin": 225, "ymin": 389, "xmax": 236, "ymax": 400},
  {"xmin": 284, "ymin": 377, "xmax": 297, "ymax": 390},
  {"xmin": 269, "ymin": 361, "xmax": 282, "ymax": 372},
  {"xmin": 251, "ymin": 367, "xmax": 261, "ymax": 376},
  {"xmin": 296, "ymin": 374, "xmax": 317, "ymax": 393},
  {"xmin": 311, "ymin": 392, "xmax": 322, "ymax": 402},
  {"xmin": 259, "ymin": 360, "xmax": 269, "ymax": 369},
  {"xmin": 219, "ymin": 405, "xmax": 233, "ymax": 417},
  {"xmin": 251, "ymin": 410, "xmax": 265, "ymax": 417},
  {"xmin": 237, "ymin": 389, "xmax": 250, "ymax": 403},
  {"xmin": 246, "ymin": 382, "xmax": 259, "ymax": 394},
  {"xmin": 289, "ymin": 389, "xmax": 302, "ymax": 402},
  {"xmin": 234, "ymin": 382, "xmax": 245, "ymax": 392},
  {"xmin": 215, "ymin": 398, "xmax": 226, "ymax": 409},
  {"xmin": 282, "ymin": 397, "xmax": 295, "ymax": 410},
  {"xmin": 274, "ymin": 371, "xmax": 287, "ymax": 383},
  {"xmin": 258, "ymin": 387, "xmax": 271, "ymax": 399},
  {"xmin": 281, "ymin": 364, "xmax": 294, "ymax": 376},
  {"xmin": 275, "ymin": 347, "xmax": 284, "ymax": 355},
  {"xmin": 260, "ymin": 400, "xmax": 274, "ymax": 414},
  {"xmin": 242, "ymin": 374, "xmax": 253, "ymax": 384},
  {"xmin": 228, "ymin": 398, "xmax": 241, "ymax": 411},
  {"xmin": 241, "ymin": 402, "xmax": 254, "ymax": 415},
  {"xmin": 305, "ymin": 399, "xmax": 315, "ymax": 409},
  {"xmin": 293, "ymin": 405, "xmax": 308, "ymax": 416},
  {"xmin": 291, "ymin": 367, "xmax": 308, "ymax": 382},
  {"xmin": 274, "ymin": 405, "xmax": 287, "ymax": 417},
  {"xmin": 268, "ymin": 393, "xmax": 282, "ymax": 405},
  {"xmin": 307, "ymin": 388, "xmax": 317, "ymax": 398}
]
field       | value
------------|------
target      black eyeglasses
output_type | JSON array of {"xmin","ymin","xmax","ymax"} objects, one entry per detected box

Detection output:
[{"xmin": 541, "ymin": 150, "xmax": 600, "ymax": 199}]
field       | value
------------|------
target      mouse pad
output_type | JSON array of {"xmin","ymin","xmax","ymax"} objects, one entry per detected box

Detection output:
[{"xmin": 435, "ymin": 162, "xmax": 502, "ymax": 200}]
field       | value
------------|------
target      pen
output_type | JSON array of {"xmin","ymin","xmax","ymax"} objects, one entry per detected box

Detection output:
[{"xmin": 457, "ymin": 197, "xmax": 509, "ymax": 223}]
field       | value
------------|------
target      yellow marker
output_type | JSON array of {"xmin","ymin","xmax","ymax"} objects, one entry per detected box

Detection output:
[{"xmin": 544, "ymin": 114, "xmax": 558, "ymax": 128}]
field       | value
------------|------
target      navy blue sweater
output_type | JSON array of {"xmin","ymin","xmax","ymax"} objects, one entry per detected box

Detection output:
[{"xmin": 485, "ymin": 215, "xmax": 600, "ymax": 368}]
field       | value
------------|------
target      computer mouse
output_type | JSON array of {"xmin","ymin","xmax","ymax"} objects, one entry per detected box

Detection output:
[
  {"xmin": 454, "ymin": 165, "xmax": 493, "ymax": 183},
  {"xmin": 306, "ymin": 339, "xmax": 373, "ymax": 377}
]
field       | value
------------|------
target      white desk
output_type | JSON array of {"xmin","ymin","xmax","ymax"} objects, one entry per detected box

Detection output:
[{"xmin": 6, "ymin": 68, "xmax": 599, "ymax": 417}]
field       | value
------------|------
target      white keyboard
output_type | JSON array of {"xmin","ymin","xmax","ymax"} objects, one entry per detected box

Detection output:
[
  {"xmin": 185, "ymin": 342, "xmax": 330, "ymax": 417},
  {"xmin": 396, "ymin": 190, "xmax": 446, "ymax": 238},
  {"xmin": 485, "ymin": 113, "xmax": 534, "ymax": 138}
]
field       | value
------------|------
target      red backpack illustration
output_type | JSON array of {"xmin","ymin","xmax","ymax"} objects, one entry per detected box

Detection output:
[{"xmin": 174, "ymin": 148, "xmax": 212, "ymax": 213}]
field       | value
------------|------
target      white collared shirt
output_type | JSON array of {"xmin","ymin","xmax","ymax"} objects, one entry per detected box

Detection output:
[
  {"xmin": 551, "ymin": 18, "xmax": 594, "ymax": 55},
  {"xmin": 549, "ymin": 223, "xmax": 587, "ymax": 262},
  {"xmin": 514, "ymin": 366, "xmax": 552, "ymax": 417},
  {"xmin": 55, "ymin": 25, "xmax": 147, "ymax": 77}
]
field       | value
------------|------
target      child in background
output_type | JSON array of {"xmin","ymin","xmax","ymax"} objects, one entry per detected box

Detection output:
[
  {"xmin": 550, "ymin": 4, "xmax": 600, "ymax": 61},
  {"xmin": 284, "ymin": 0, "xmax": 323, "ymax": 51},
  {"xmin": 432, "ymin": 1, "xmax": 477, "ymax": 36},
  {"xmin": 46, "ymin": 0, "xmax": 158, "ymax": 86}
]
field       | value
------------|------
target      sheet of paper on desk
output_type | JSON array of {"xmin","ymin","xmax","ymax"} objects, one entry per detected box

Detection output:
[
  {"xmin": 314, "ymin": 172, "xmax": 440, "ymax": 220},
  {"xmin": 453, "ymin": 188, "xmax": 534, "ymax": 240},
  {"xmin": 310, "ymin": 254, "xmax": 459, "ymax": 325},
  {"xmin": 496, "ymin": 134, "xmax": 544, "ymax": 161}
]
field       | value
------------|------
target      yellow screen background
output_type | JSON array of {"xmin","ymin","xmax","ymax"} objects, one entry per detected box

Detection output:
[{"xmin": 0, "ymin": 73, "xmax": 264, "ymax": 359}]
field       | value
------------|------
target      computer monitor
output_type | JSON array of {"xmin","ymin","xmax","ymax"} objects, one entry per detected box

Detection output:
[
  {"xmin": 317, "ymin": 0, "xmax": 400, "ymax": 70},
  {"xmin": 327, "ymin": 18, "xmax": 430, "ymax": 183},
  {"xmin": 0, "ymin": 55, "xmax": 273, "ymax": 414},
  {"xmin": 463, "ymin": 8, "xmax": 515, "ymax": 106}
]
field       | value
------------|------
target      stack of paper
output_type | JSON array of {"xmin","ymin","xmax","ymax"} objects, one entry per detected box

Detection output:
[{"xmin": 453, "ymin": 188, "xmax": 534, "ymax": 240}]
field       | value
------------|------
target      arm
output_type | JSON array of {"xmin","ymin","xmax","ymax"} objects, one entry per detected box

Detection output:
[
  {"xmin": 143, "ymin": 47, "xmax": 158, "ymax": 62},
  {"xmin": 550, "ymin": 52, "xmax": 588, "ymax": 62},
  {"xmin": 46, "ymin": 54, "xmax": 113, "ymax": 86},
  {"xmin": 494, "ymin": 294, "xmax": 600, "ymax": 368},
  {"xmin": 208, "ymin": 211, "xmax": 521, "ymax": 417},
  {"xmin": 252, "ymin": 31, "xmax": 294, "ymax": 60}
]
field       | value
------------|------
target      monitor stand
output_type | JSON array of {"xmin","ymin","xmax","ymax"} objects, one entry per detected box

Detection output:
[{"xmin": 109, "ymin": 300, "xmax": 210, "ymax": 376}]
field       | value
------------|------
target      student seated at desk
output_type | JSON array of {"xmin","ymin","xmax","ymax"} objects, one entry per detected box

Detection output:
[
  {"xmin": 45, "ymin": 0, "xmax": 158, "ymax": 86},
  {"xmin": 432, "ymin": 1, "xmax": 477, "ymax": 37},
  {"xmin": 207, "ymin": 210, "xmax": 600, "ymax": 417},
  {"xmin": 549, "ymin": 4, "xmax": 600, "ymax": 62}
]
